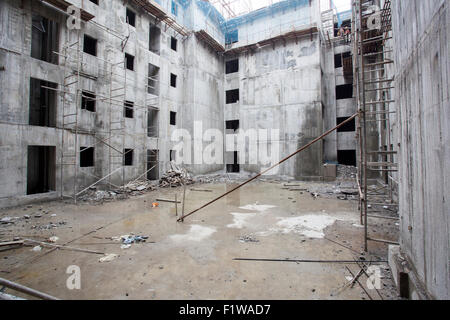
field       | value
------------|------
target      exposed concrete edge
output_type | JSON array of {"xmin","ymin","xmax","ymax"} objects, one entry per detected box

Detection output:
[
  {"xmin": 0, "ymin": 192, "xmax": 60, "ymax": 209},
  {"xmin": 388, "ymin": 245, "xmax": 434, "ymax": 300}
]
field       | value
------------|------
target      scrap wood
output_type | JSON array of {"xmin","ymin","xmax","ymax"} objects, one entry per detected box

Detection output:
[
  {"xmin": 177, "ymin": 113, "xmax": 359, "ymax": 222},
  {"xmin": 24, "ymin": 239, "xmax": 104, "ymax": 255}
]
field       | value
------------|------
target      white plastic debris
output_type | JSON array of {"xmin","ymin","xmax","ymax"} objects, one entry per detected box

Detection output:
[
  {"xmin": 99, "ymin": 253, "xmax": 119, "ymax": 263},
  {"xmin": 120, "ymin": 244, "xmax": 131, "ymax": 250},
  {"xmin": 48, "ymin": 236, "xmax": 59, "ymax": 243},
  {"xmin": 31, "ymin": 245, "xmax": 42, "ymax": 252}
]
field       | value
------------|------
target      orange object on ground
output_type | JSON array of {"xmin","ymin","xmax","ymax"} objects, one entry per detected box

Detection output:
[{"xmin": 152, "ymin": 202, "xmax": 159, "ymax": 208}]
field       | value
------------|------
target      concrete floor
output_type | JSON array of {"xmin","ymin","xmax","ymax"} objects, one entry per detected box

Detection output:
[{"xmin": 0, "ymin": 180, "xmax": 399, "ymax": 300}]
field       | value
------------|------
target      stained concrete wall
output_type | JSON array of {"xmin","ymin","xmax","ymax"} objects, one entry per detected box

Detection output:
[
  {"xmin": 225, "ymin": 32, "xmax": 323, "ymax": 179},
  {"xmin": 0, "ymin": 0, "xmax": 344, "ymax": 207},
  {"xmin": 0, "ymin": 0, "xmax": 224, "ymax": 207},
  {"xmin": 321, "ymin": 41, "xmax": 357, "ymax": 164},
  {"xmin": 392, "ymin": 0, "xmax": 449, "ymax": 299}
]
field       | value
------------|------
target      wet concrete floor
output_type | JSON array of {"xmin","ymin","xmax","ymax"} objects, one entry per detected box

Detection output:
[{"xmin": 0, "ymin": 181, "xmax": 399, "ymax": 299}]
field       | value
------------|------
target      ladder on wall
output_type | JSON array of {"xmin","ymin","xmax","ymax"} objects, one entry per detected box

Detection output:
[{"xmin": 354, "ymin": 0, "xmax": 399, "ymax": 251}]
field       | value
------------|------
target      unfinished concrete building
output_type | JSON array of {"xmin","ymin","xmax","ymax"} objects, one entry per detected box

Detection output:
[{"xmin": 0, "ymin": 0, "xmax": 448, "ymax": 301}]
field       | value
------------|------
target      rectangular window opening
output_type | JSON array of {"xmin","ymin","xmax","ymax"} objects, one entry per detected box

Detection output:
[
  {"xmin": 29, "ymin": 78, "xmax": 57, "ymax": 127},
  {"xmin": 149, "ymin": 24, "xmax": 161, "ymax": 54},
  {"xmin": 148, "ymin": 63, "xmax": 160, "ymax": 95},
  {"xmin": 226, "ymin": 120, "xmax": 239, "ymax": 132},
  {"xmin": 148, "ymin": 108, "xmax": 159, "ymax": 137},
  {"xmin": 226, "ymin": 89, "xmax": 239, "ymax": 104},
  {"xmin": 337, "ymin": 117, "xmax": 356, "ymax": 132},
  {"xmin": 334, "ymin": 54, "xmax": 342, "ymax": 68},
  {"xmin": 226, "ymin": 59, "xmax": 239, "ymax": 74},
  {"xmin": 83, "ymin": 34, "xmax": 97, "ymax": 56},
  {"xmin": 336, "ymin": 84, "xmax": 353, "ymax": 100},
  {"xmin": 171, "ymin": 37, "xmax": 178, "ymax": 51},
  {"xmin": 124, "ymin": 149, "xmax": 134, "ymax": 166},
  {"xmin": 81, "ymin": 90, "xmax": 96, "ymax": 112},
  {"xmin": 170, "ymin": 111, "xmax": 176, "ymax": 126},
  {"xmin": 125, "ymin": 53, "xmax": 134, "ymax": 71},
  {"xmin": 337, "ymin": 150, "xmax": 356, "ymax": 166},
  {"xmin": 170, "ymin": 150, "xmax": 176, "ymax": 162},
  {"xmin": 80, "ymin": 147, "xmax": 94, "ymax": 167},
  {"xmin": 147, "ymin": 150, "xmax": 159, "ymax": 180},
  {"xmin": 124, "ymin": 100, "xmax": 134, "ymax": 118},
  {"xmin": 126, "ymin": 8, "xmax": 136, "ymax": 27},
  {"xmin": 170, "ymin": 73, "xmax": 177, "ymax": 88},
  {"xmin": 31, "ymin": 14, "xmax": 59, "ymax": 65},
  {"xmin": 27, "ymin": 146, "xmax": 56, "ymax": 195}
]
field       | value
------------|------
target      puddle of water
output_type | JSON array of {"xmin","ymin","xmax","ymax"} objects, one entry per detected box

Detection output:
[
  {"xmin": 275, "ymin": 215, "xmax": 338, "ymax": 238},
  {"xmin": 227, "ymin": 212, "xmax": 257, "ymax": 229},
  {"xmin": 170, "ymin": 224, "xmax": 217, "ymax": 242},
  {"xmin": 255, "ymin": 214, "xmax": 339, "ymax": 239}
]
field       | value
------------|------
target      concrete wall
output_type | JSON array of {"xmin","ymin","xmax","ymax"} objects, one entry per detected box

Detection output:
[
  {"xmin": 0, "ymin": 0, "xmax": 223, "ymax": 207},
  {"xmin": 392, "ymin": 0, "xmax": 449, "ymax": 299},
  {"xmin": 226, "ymin": 0, "xmax": 317, "ymax": 50},
  {"xmin": 0, "ymin": 0, "xmax": 347, "ymax": 207},
  {"xmin": 225, "ymin": 32, "xmax": 323, "ymax": 179},
  {"xmin": 321, "ymin": 41, "xmax": 357, "ymax": 163}
]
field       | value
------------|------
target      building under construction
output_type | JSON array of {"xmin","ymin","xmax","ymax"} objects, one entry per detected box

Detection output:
[{"xmin": 0, "ymin": 0, "xmax": 448, "ymax": 300}]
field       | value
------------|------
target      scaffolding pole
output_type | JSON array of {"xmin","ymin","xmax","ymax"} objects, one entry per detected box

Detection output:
[{"xmin": 353, "ymin": 0, "xmax": 398, "ymax": 252}]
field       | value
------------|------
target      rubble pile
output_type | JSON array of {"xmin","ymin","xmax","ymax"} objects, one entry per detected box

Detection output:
[
  {"xmin": 122, "ymin": 180, "xmax": 156, "ymax": 193},
  {"xmin": 337, "ymin": 165, "xmax": 357, "ymax": 181},
  {"xmin": 79, "ymin": 180, "xmax": 157, "ymax": 202},
  {"xmin": 78, "ymin": 188, "xmax": 128, "ymax": 202},
  {"xmin": 159, "ymin": 162, "xmax": 194, "ymax": 187}
]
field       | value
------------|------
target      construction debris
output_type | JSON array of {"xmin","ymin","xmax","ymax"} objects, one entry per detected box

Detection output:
[
  {"xmin": 48, "ymin": 236, "xmax": 59, "ymax": 243},
  {"xmin": 122, "ymin": 180, "xmax": 156, "ymax": 193},
  {"xmin": 122, "ymin": 235, "xmax": 149, "ymax": 244},
  {"xmin": 159, "ymin": 162, "xmax": 194, "ymax": 188},
  {"xmin": 99, "ymin": 253, "xmax": 119, "ymax": 263},
  {"xmin": 239, "ymin": 235, "xmax": 260, "ymax": 243},
  {"xmin": 111, "ymin": 234, "xmax": 149, "ymax": 245}
]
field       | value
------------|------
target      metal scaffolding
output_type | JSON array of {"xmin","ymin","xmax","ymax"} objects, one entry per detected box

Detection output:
[
  {"xmin": 53, "ymin": 7, "xmax": 166, "ymax": 202},
  {"xmin": 353, "ymin": 0, "xmax": 398, "ymax": 251}
]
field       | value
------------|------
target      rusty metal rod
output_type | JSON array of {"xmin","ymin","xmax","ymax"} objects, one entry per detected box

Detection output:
[
  {"xmin": 177, "ymin": 112, "xmax": 359, "ymax": 222},
  {"xmin": 0, "ymin": 277, "xmax": 59, "ymax": 300},
  {"xmin": 233, "ymin": 258, "xmax": 387, "ymax": 264}
]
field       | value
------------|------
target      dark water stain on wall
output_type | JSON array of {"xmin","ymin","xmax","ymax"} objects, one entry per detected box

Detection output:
[
  {"xmin": 295, "ymin": 107, "xmax": 322, "ymax": 179},
  {"xmin": 298, "ymin": 42, "xmax": 316, "ymax": 58}
]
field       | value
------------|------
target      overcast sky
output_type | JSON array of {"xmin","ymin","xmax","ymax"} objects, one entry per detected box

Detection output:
[{"xmin": 213, "ymin": 0, "xmax": 352, "ymax": 19}]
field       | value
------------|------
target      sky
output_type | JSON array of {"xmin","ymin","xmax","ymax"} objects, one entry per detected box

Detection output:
[{"xmin": 212, "ymin": 0, "xmax": 352, "ymax": 19}]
